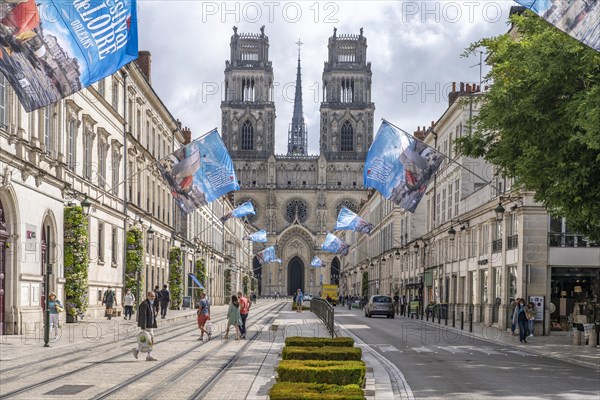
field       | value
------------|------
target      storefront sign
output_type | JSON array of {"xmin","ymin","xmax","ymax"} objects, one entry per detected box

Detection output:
[{"xmin": 529, "ymin": 295, "xmax": 544, "ymax": 321}]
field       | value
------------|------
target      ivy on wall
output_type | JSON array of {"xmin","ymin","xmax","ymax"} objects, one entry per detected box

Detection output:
[
  {"xmin": 125, "ymin": 227, "xmax": 144, "ymax": 304},
  {"xmin": 362, "ymin": 271, "xmax": 369, "ymax": 299},
  {"xmin": 195, "ymin": 258, "xmax": 206, "ymax": 292},
  {"xmin": 242, "ymin": 275, "xmax": 249, "ymax": 295},
  {"xmin": 168, "ymin": 247, "xmax": 183, "ymax": 309},
  {"xmin": 64, "ymin": 206, "xmax": 89, "ymax": 316},
  {"xmin": 224, "ymin": 269, "xmax": 232, "ymax": 304}
]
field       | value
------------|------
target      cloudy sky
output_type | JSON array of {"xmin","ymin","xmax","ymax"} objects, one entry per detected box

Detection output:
[{"xmin": 137, "ymin": 1, "xmax": 517, "ymax": 154}]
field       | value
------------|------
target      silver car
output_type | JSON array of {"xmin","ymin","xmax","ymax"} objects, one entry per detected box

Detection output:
[{"xmin": 364, "ymin": 295, "xmax": 394, "ymax": 318}]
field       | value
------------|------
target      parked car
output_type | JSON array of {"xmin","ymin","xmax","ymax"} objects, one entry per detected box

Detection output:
[
  {"xmin": 364, "ymin": 295, "xmax": 394, "ymax": 318},
  {"xmin": 304, "ymin": 294, "xmax": 314, "ymax": 301}
]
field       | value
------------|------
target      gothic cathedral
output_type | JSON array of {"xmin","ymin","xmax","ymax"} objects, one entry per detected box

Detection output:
[{"xmin": 221, "ymin": 27, "xmax": 375, "ymax": 296}]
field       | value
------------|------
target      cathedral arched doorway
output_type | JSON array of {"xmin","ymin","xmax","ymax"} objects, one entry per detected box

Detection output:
[{"xmin": 287, "ymin": 256, "xmax": 304, "ymax": 295}]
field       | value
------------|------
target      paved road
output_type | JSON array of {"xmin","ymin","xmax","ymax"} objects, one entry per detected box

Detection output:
[{"xmin": 335, "ymin": 308, "xmax": 600, "ymax": 399}]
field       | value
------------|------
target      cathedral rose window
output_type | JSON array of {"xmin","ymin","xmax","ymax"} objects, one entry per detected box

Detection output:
[{"xmin": 285, "ymin": 199, "xmax": 308, "ymax": 223}]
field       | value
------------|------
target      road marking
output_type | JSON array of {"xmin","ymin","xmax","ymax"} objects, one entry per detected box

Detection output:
[
  {"xmin": 469, "ymin": 347, "xmax": 502, "ymax": 355},
  {"xmin": 412, "ymin": 346, "xmax": 434, "ymax": 353},
  {"xmin": 338, "ymin": 324, "xmax": 371, "ymax": 329},
  {"xmin": 438, "ymin": 346, "xmax": 467, "ymax": 354},
  {"xmin": 377, "ymin": 345, "xmax": 399, "ymax": 353}
]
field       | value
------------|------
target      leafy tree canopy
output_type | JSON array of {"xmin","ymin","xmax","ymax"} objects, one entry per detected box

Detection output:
[{"xmin": 456, "ymin": 12, "xmax": 600, "ymax": 240}]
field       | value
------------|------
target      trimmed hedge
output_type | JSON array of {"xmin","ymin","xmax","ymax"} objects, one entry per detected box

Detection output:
[
  {"xmin": 277, "ymin": 360, "xmax": 366, "ymax": 386},
  {"xmin": 269, "ymin": 382, "xmax": 365, "ymax": 400},
  {"xmin": 285, "ymin": 337, "xmax": 355, "ymax": 348},
  {"xmin": 292, "ymin": 302, "xmax": 311, "ymax": 310},
  {"xmin": 283, "ymin": 346, "xmax": 362, "ymax": 361}
]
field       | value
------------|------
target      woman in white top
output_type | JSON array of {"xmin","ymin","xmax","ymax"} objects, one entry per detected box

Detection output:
[{"xmin": 123, "ymin": 289, "xmax": 135, "ymax": 320}]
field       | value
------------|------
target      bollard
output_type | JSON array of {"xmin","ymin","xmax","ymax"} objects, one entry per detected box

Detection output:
[
  {"xmin": 445, "ymin": 312, "xmax": 448, "ymax": 326},
  {"xmin": 438, "ymin": 312, "xmax": 441, "ymax": 324},
  {"xmin": 573, "ymin": 330, "xmax": 581, "ymax": 346},
  {"xmin": 469, "ymin": 313, "xmax": 473, "ymax": 333},
  {"xmin": 461, "ymin": 312, "xmax": 464, "ymax": 330},
  {"xmin": 452, "ymin": 311, "xmax": 455, "ymax": 328},
  {"xmin": 589, "ymin": 330, "xmax": 598, "ymax": 347}
]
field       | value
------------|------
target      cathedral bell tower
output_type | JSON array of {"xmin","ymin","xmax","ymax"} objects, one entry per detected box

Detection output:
[
  {"xmin": 320, "ymin": 28, "xmax": 374, "ymax": 160},
  {"xmin": 221, "ymin": 26, "xmax": 276, "ymax": 159}
]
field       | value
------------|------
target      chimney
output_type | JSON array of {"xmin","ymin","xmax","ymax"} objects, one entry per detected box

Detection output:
[
  {"xmin": 182, "ymin": 126, "xmax": 192, "ymax": 144},
  {"xmin": 136, "ymin": 51, "xmax": 152, "ymax": 84},
  {"xmin": 460, "ymin": 82, "xmax": 465, "ymax": 92}
]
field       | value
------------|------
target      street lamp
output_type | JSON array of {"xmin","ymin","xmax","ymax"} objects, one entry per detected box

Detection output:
[
  {"xmin": 413, "ymin": 242, "xmax": 420, "ymax": 254},
  {"xmin": 494, "ymin": 203, "xmax": 505, "ymax": 222},
  {"xmin": 395, "ymin": 249, "xmax": 401, "ymax": 260},
  {"xmin": 80, "ymin": 197, "xmax": 92, "ymax": 215},
  {"xmin": 448, "ymin": 226, "xmax": 457, "ymax": 241}
]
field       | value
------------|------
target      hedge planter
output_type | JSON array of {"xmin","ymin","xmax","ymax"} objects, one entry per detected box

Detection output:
[
  {"xmin": 277, "ymin": 360, "xmax": 366, "ymax": 386},
  {"xmin": 168, "ymin": 248, "xmax": 183, "ymax": 309},
  {"xmin": 285, "ymin": 337, "xmax": 355, "ymax": 348},
  {"xmin": 269, "ymin": 382, "xmax": 365, "ymax": 400},
  {"xmin": 64, "ymin": 206, "xmax": 89, "ymax": 317},
  {"xmin": 283, "ymin": 346, "xmax": 362, "ymax": 361}
]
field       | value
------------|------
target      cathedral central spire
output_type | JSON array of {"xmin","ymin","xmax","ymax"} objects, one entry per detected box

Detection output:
[{"xmin": 287, "ymin": 39, "xmax": 308, "ymax": 156}]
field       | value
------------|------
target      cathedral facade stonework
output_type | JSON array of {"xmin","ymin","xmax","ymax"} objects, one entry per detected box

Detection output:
[{"xmin": 221, "ymin": 27, "xmax": 374, "ymax": 296}]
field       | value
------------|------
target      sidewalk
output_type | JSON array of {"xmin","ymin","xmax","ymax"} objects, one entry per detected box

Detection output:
[{"xmin": 400, "ymin": 313, "xmax": 600, "ymax": 370}]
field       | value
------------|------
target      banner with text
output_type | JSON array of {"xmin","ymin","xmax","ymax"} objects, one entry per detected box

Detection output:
[
  {"xmin": 243, "ymin": 229, "xmax": 267, "ymax": 243},
  {"xmin": 364, "ymin": 121, "xmax": 443, "ymax": 213},
  {"xmin": 320, "ymin": 232, "xmax": 350, "ymax": 256},
  {"xmin": 0, "ymin": 0, "xmax": 139, "ymax": 112},
  {"xmin": 221, "ymin": 200, "xmax": 255, "ymax": 223},
  {"xmin": 334, "ymin": 206, "xmax": 375, "ymax": 234},
  {"xmin": 158, "ymin": 129, "xmax": 239, "ymax": 215},
  {"xmin": 515, "ymin": 0, "xmax": 599, "ymax": 52}
]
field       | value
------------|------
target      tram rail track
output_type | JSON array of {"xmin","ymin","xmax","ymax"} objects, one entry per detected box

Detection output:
[{"xmin": 0, "ymin": 301, "xmax": 282, "ymax": 399}]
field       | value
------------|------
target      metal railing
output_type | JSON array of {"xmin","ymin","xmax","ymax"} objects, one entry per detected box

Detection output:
[{"xmin": 310, "ymin": 297, "xmax": 335, "ymax": 338}]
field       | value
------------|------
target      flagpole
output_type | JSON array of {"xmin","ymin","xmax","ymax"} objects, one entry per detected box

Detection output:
[{"xmin": 381, "ymin": 118, "xmax": 493, "ymax": 188}]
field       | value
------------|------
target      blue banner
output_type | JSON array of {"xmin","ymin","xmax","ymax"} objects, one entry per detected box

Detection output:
[
  {"xmin": 243, "ymin": 229, "xmax": 267, "ymax": 243},
  {"xmin": 334, "ymin": 207, "xmax": 375, "ymax": 234},
  {"xmin": 320, "ymin": 232, "xmax": 350, "ymax": 256},
  {"xmin": 158, "ymin": 130, "xmax": 239, "ymax": 215},
  {"xmin": 256, "ymin": 246, "xmax": 281, "ymax": 265},
  {"xmin": 188, "ymin": 273, "xmax": 204, "ymax": 290},
  {"xmin": 221, "ymin": 200, "xmax": 255, "ymax": 223},
  {"xmin": 310, "ymin": 256, "xmax": 324, "ymax": 268},
  {"xmin": 515, "ymin": 1, "xmax": 599, "ymax": 51},
  {"xmin": 0, "ymin": 0, "xmax": 139, "ymax": 112},
  {"xmin": 364, "ymin": 121, "xmax": 443, "ymax": 213}
]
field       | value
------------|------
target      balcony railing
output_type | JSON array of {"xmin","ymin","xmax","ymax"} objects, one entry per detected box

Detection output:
[
  {"xmin": 492, "ymin": 239, "xmax": 502, "ymax": 253},
  {"xmin": 507, "ymin": 235, "xmax": 518, "ymax": 250},
  {"xmin": 548, "ymin": 233, "xmax": 600, "ymax": 248}
]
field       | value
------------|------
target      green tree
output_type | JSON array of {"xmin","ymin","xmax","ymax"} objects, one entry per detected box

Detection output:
[
  {"xmin": 64, "ymin": 206, "xmax": 89, "ymax": 316},
  {"xmin": 456, "ymin": 12, "xmax": 600, "ymax": 240},
  {"xmin": 125, "ymin": 228, "xmax": 144, "ymax": 304}
]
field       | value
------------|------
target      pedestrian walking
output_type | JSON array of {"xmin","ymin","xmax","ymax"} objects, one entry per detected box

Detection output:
[
  {"xmin": 153, "ymin": 285, "xmax": 162, "ymax": 315},
  {"xmin": 400, "ymin": 295, "xmax": 407, "ymax": 317},
  {"xmin": 526, "ymin": 301, "xmax": 536, "ymax": 337},
  {"xmin": 132, "ymin": 291, "xmax": 158, "ymax": 361},
  {"xmin": 123, "ymin": 288, "xmax": 135, "ymax": 320},
  {"xmin": 197, "ymin": 292, "xmax": 211, "ymax": 341},
  {"xmin": 509, "ymin": 298, "xmax": 519, "ymax": 336},
  {"xmin": 225, "ymin": 295, "xmax": 241, "ymax": 340},
  {"xmin": 47, "ymin": 292, "xmax": 63, "ymax": 339},
  {"xmin": 102, "ymin": 285, "xmax": 116, "ymax": 320},
  {"xmin": 295, "ymin": 289, "xmax": 304, "ymax": 313},
  {"xmin": 393, "ymin": 293, "xmax": 400, "ymax": 315},
  {"xmin": 160, "ymin": 284, "xmax": 170, "ymax": 319},
  {"xmin": 512, "ymin": 298, "xmax": 528, "ymax": 344},
  {"xmin": 238, "ymin": 291, "xmax": 251, "ymax": 339}
]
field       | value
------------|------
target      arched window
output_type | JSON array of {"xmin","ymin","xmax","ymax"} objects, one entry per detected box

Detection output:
[
  {"xmin": 241, "ymin": 120, "xmax": 254, "ymax": 150},
  {"xmin": 341, "ymin": 121, "xmax": 353, "ymax": 151}
]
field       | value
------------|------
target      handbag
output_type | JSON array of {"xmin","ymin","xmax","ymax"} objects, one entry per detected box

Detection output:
[
  {"xmin": 55, "ymin": 304, "xmax": 64, "ymax": 313},
  {"xmin": 205, "ymin": 321, "xmax": 213, "ymax": 334}
]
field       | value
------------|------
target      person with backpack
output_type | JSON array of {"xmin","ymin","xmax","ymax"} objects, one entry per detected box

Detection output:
[
  {"xmin": 197, "ymin": 292, "xmax": 211, "ymax": 341},
  {"xmin": 160, "ymin": 284, "xmax": 170, "ymax": 319},
  {"xmin": 102, "ymin": 285, "xmax": 116, "ymax": 320}
]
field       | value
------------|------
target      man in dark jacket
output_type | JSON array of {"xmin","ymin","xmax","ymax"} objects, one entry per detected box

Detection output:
[
  {"xmin": 160, "ymin": 284, "xmax": 170, "ymax": 319},
  {"xmin": 132, "ymin": 291, "xmax": 158, "ymax": 361}
]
